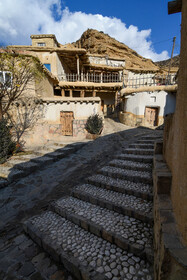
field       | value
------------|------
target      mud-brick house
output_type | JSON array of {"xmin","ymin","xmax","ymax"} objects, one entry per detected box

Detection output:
[
  {"xmin": 8, "ymin": 34, "xmax": 125, "ymax": 144},
  {"xmin": 119, "ymin": 69, "xmax": 178, "ymax": 127}
]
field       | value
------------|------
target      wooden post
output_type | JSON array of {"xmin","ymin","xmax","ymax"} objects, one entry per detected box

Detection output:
[
  {"xmin": 80, "ymin": 90, "xmax": 85, "ymax": 98},
  {"xmin": 61, "ymin": 88, "xmax": 65, "ymax": 97},
  {"xmin": 69, "ymin": 89, "xmax": 73, "ymax": 97},
  {"xmin": 76, "ymin": 55, "xmax": 80, "ymax": 80},
  {"xmin": 101, "ymin": 72, "xmax": 103, "ymax": 83},
  {"xmin": 93, "ymin": 90, "xmax": 96, "ymax": 97},
  {"xmin": 115, "ymin": 91, "xmax": 118, "ymax": 107}
]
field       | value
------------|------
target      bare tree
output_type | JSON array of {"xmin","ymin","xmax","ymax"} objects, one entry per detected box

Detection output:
[
  {"xmin": 7, "ymin": 97, "xmax": 45, "ymax": 147},
  {"xmin": 0, "ymin": 50, "xmax": 44, "ymax": 120}
]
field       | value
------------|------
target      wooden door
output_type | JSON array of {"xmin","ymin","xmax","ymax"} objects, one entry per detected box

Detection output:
[
  {"xmin": 60, "ymin": 111, "xmax": 74, "ymax": 135},
  {"xmin": 145, "ymin": 107, "xmax": 158, "ymax": 126}
]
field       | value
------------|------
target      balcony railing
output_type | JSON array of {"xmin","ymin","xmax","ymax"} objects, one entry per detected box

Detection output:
[
  {"xmin": 59, "ymin": 73, "xmax": 177, "ymax": 87},
  {"xmin": 59, "ymin": 73, "xmax": 123, "ymax": 83},
  {"xmin": 124, "ymin": 74, "xmax": 177, "ymax": 88}
]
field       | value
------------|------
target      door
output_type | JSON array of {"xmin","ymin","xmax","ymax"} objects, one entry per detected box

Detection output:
[
  {"xmin": 60, "ymin": 111, "xmax": 74, "ymax": 136},
  {"xmin": 145, "ymin": 107, "xmax": 158, "ymax": 126}
]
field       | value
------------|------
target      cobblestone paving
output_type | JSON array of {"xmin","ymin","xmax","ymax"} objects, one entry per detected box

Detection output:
[
  {"xmin": 129, "ymin": 144, "xmax": 154, "ymax": 149},
  {"xmin": 26, "ymin": 211, "xmax": 153, "ymax": 280},
  {"xmin": 122, "ymin": 148, "xmax": 154, "ymax": 156},
  {"xmin": 53, "ymin": 196, "xmax": 153, "ymax": 249},
  {"xmin": 109, "ymin": 159, "xmax": 152, "ymax": 172},
  {"xmin": 87, "ymin": 174, "xmax": 153, "ymax": 195},
  {"xmin": 0, "ymin": 126, "xmax": 163, "ymax": 280},
  {"xmin": 99, "ymin": 166, "xmax": 152, "ymax": 184},
  {"xmin": 73, "ymin": 184, "xmax": 153, "ymax": 214},
  {"xmin": 116, "ymin": 154, "xmax": 153, "ymax": 163}
]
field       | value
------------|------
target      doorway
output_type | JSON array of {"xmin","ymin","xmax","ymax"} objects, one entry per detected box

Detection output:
[
  {"xmin": 60, "ymin": 111, "xmax": 74, "ymax": 135},
  {"xmin": 145, "ymin": 107, "xmax": 158, "ymax": 126}
]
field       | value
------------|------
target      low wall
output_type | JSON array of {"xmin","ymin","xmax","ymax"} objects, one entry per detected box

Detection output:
[
  {"xmin": 119, "ymin": 111, "xmax": 164, "ymax": 127},
  {"xmin": 20, "ymin": 97, "xmax": 102, "ymax": 147},
  {"xmin": 153, "ymin": 141, "xmax": 187, "ymax": 280}
]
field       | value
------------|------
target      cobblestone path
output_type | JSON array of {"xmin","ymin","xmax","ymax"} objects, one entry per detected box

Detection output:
[
  {"xmin": 0, "ymin": 126, "xmax": 162, "ymax": 280},
  {"xmin": 22, "ymin": 133, "xmax": 162, "ymax": 280}
]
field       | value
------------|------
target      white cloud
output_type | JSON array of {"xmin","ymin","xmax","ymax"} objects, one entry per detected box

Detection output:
[{"xmin": 0, "ymin": 0, "xmax": 169, "ymax": 61}]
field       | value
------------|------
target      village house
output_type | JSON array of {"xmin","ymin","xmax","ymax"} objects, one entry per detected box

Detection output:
[
  {"xmin": 7, "ymin": 34, "xmax": 125, "ymax": 145},
  {"xmin": 6, "ymin": 33, "xmax": 178, "ymax": 146},
  {"xmin": 119, "ymin": 69, "xmax": 177, "ymax": 127}
]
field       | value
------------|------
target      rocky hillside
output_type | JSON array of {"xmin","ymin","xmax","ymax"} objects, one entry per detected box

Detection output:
[
  {"xmin": 71, "ymin": 29, "xmax": 159, "ymax": 72},
  {"xmin": 155, "ymin": 55, "xmax": 180, "ymax": 68}
]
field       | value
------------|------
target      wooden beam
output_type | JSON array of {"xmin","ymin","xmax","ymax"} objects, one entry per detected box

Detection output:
[{"xmin": 168, "ymin": 0, "xmax": 182, "ymax": 14}]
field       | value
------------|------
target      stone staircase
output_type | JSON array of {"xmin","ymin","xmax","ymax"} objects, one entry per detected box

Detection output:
[{"xmin": 23, "ymin": 133, "xmax": 161, "ymax": 280}]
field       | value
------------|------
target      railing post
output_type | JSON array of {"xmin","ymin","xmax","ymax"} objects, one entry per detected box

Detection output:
[
  {"xmin": 101, "ymin": 72, "xmax": 103, "ymax": 83},
  {"xmin": 61, "ymin": 88, "xmax": 65, "ymax": 97}
]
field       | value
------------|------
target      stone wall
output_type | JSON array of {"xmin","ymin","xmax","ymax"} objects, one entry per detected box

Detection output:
[
  {"xmin": 163, "ymin": 0, "xmax": 187, "ymax": 245},
  {"xmin": 118, "ymin": 111, "xmax": 164, "ymax": 127},
  {"xmin": 153, "ymin": 142, "xmax": 187, "ymax": 280},
  {"xmin": 73, "ymin": 120, "xmax": 87, "ymax": 137}
]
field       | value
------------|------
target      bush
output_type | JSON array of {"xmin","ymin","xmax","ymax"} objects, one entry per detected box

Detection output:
[
  {"xmin": 85, "ymin": 114, "xmax": 103, "ymax": 135},
  {"xmin": 0, "ymin": 118, "xmax": 16, "ymax": 163}
]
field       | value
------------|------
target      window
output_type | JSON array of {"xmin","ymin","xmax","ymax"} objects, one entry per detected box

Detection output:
[
  {"xmin": 0, "ymin": 71, "xmax": 12, "ymax": 87},
  {"xmin": 44, "ymin": 64, "xmax": 51, "ymax": 72},
  {"xmin": 37, "ymin": 42, "xmax": 46, "ymax": 47}
]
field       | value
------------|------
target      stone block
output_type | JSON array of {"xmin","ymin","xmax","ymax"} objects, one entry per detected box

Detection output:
[
  {"xmin": 163, "ymin": 233, "xmax": 184, "ymax": 249},
  {"xmin": 89, "ymin": 223, "xmax": 101, "ymax": 237},
  {"xmin": 80, "ymin": 219, "xmax": 89, "ymax": 231},
  {"xmin": 114, "ymin": 235, "xmax": 129, "ymax": 250},
  {"xmin": 102, "ymin": 229, "xmax": 113, "ymax": 243},
  {"xmin": 61, "ymin": 253, "xmax": 82, "ymax": 280},
  {"xmin": 154, "ymin": 141, "xmax": 163, "ymax": 155}
]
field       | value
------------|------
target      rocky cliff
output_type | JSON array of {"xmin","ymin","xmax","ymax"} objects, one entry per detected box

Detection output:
[{"xmin": 71, "ymin": 29, "xmax": 159, "ymax": 72}]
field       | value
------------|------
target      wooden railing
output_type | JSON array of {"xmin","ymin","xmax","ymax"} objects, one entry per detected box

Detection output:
[
  {"xmin": 59, "ymin": 73, "xmax": 123, "ymax": 83},
  {"xmin": 59, "ymin": 73, "xmax": 177, "ymax": 87},
  {"xmin": 124, "ymin": 74, "xmax": 177, "ymax": 88}
]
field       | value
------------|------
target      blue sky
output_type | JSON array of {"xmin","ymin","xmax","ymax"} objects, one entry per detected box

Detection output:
[{"xmin": 0, "ymin": 0, "xmax": 181, "ymax": 61}]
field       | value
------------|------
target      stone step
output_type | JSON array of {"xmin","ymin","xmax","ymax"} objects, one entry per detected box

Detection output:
[
  {"xmin": 129, "ymin": 143, "xmax": 154, "ymax": 149},
  {"xmin": 139, "ymin": 135, "xmax": 162, "ymax": 140},
  {"xmin": 51, "ymin": 196, "xmax": 153, "ymax": 262},
  {"xmin": 35, "ymin": 146, "xmax": 73, "ymax": 158},
  {"xmin": 87, "ymin": 174, "xmax": 153, "ymax": 201},
  {"xmin": 99, "ymin": 166, "xmax": 152, "ymax": 185},
  {"xmin": 0, "ymin": 178, "xmax": 8, "ymax": 189},
  {"xmin": 116, "ymin": 154, "xmax": 153, "ymax": 164},
  {"xmin": 72, "ymin": 184, "xmax": 153, "ymax": 224},
  {"xmin": 24, "ymin": 211, "xmax": 153, "ymax": 280},
  {"xmin": 31, "ymin": 155, "xmax": 55, "ymax": 166},
  {"xmin": 123, "ymin": 148, "xmax": 154, "ymax": 156},
  {"xmin": 0, "ymin": 165, "xmax": 28, "ymax": 181},
  {"xmin": 136, "ymin": 139, "xmax": 157, "ymax": 144},
  {"xmin": 14, "ymin": 161, "xmax": 39, "ymax": 174},
  {"xmin": 109, "ymin": 159, "xmax": 152, "ymax": 172}
]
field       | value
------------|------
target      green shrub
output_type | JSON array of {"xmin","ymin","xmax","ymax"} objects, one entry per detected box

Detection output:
[
  {"xmin": 85, "ymin": 114, "xmax": 103, "ymax": 135},
  {"xmin": 0, "ymin": 118, "xmax": 16, "ymax": 163}
]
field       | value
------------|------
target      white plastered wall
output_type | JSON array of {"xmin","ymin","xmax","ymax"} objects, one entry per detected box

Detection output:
[
  {"xmin": 125, "ymin": 91, "xmax": 176, "ymax": 117},
  {"xmin": 43, "ymin": 101, "xmax": 101, "ymax": 124}
]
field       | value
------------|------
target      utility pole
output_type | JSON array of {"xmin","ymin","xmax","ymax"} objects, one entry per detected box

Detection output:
[{"xmin": 168, "ymin": 36, "xmax": 176, "ymax": 83}]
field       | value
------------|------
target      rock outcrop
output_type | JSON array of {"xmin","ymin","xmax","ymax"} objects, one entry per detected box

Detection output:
[{"xmin": 71, "ymin": 29, "xmax": 160, "ymax": 72}]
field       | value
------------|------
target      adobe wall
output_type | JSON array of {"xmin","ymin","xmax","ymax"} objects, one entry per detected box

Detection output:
[
  {"xmin": 22, "ymin": 98, "xmax": 102, "ymax": 147},
  {"xmin": 119, "ymin": 90, "xmax": 175, "ymax": 127},
  {"xmin": 163, "ymin": 0, "xmax": 187, "ymax": 245}
]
